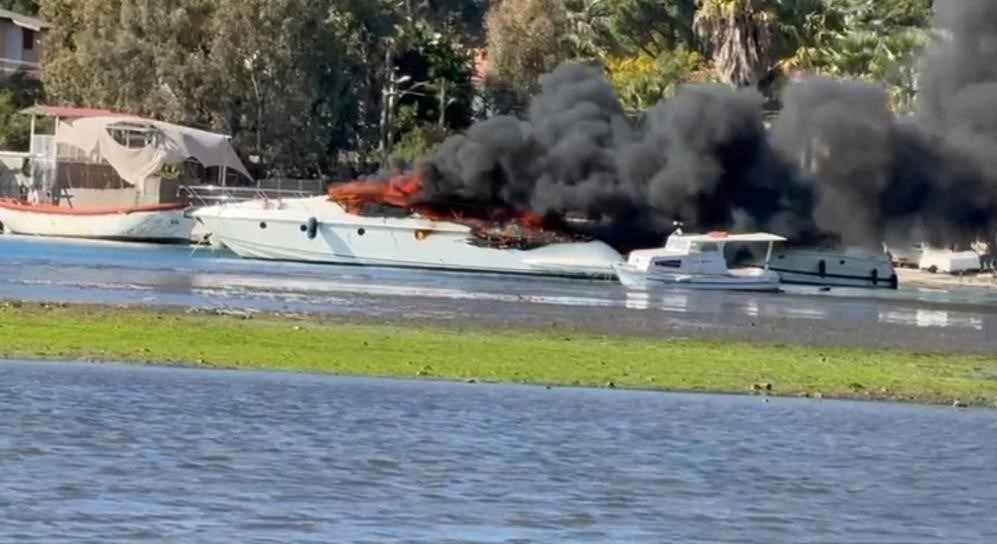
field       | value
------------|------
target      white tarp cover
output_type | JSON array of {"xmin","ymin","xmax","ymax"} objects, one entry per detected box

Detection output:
[{"xmin": 54, "ymin": 116, "xmax": 251, "ymax": 185}]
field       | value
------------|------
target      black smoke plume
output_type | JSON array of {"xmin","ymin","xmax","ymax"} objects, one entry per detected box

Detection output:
[{"xmin": 410, "ymin": 4, "xmax": 997, "ymax": 251}]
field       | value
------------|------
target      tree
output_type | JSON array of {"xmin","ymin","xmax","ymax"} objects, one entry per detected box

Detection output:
[
  {"xmin": 389, "ymin": 122, "xmax": 447, "ymax": 163},
  {"xmin": 601, "ymin": 0, "xmax": 710, "ymax": 111},
  {"xmin": 409, "ymin": 0, "xmax": 491, "ymax": 45},
  {"xmin": 484, "ymin": 0, "xmax": 571, "ymax": 96},
  {"xmin": 693, "ymin": 0, "xmax": 779, "ymax": 87},
  {"xmin": 562, "ymin": 0, "xmax": 617, "ymax": 60},
  {"xmin": 0, "ymin": 0, "xmax": 38, "ymax": 14},
  {"xmin": 604, "ymin": 47, "xmax": 713, "ymax": 113},
  {"xmin": 41, "ymin": 0, "xmax": 163, "ymax": 115},
  {"xmin": 0, "ymin": 90, "xmax": 31, "ymax": 151},
  {"xmin": 38, "ymin": 0, "xmax": 393, "ymax": 176},
  {"xmin": 607, "ymin": 0, "xmax": 698, "ymax": 58},
  {"xmin": 209, "ymin": 0, "xmax": 374, "ymax": 176},
  {"xmin": 776, "ymin": 0, "xmax": 932, "ymax": 112},
  {"xmin": 392, "ymin": 20, "xmax": 475, "ymax": 133}
]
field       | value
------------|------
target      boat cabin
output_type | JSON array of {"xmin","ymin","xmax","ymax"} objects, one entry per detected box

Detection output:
[
  {"xmin": 5, "ymin": 105, "xmax": 251, "ymax": 209},
  {"xmin": 626, "ymin": 232, "xmax": 786, "ymax": 275}
]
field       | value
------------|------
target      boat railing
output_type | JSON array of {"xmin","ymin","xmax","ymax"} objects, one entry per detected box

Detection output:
[{"xmin": 178, "ymin": 184, "xmax": 323, "ymax": 208}]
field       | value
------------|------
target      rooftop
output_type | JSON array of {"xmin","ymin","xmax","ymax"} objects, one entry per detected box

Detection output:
[{"xmin": 0, "ymin": 8, "xmax": 50, "ymax": 31}]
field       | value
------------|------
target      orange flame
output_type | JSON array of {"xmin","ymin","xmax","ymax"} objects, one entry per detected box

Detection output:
[
  {"xmin": 328, "ymin": 173, "xmax": 422, "ymax": 211},
  {"xmin": 328, "ymin": 173, "xmax": 547, "ymax": 230}
]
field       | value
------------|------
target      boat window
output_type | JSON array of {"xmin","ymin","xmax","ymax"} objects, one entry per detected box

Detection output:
[
  {"xmin": 357, "ymin": 228, "xmax": 366, "ymax": 236},
  {"xmin": 665, "ymin": 239, "xmax": 689, "ymax": 251},
  {"xmin": 690, "ymin": 242, "xmax": 719, "ymax": 253},
  {"xmin": 653, "ymin": 259, "xmax": 682, "ymax": 268},
  {"xmin": 107, "ymin": 124, "xmax": 158, "ymax": 149},
  {"xmin": 259, "ymin": 222, "xmax": 267, "ymax": 229}
]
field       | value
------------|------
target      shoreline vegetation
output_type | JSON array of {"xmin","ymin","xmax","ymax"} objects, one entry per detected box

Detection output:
[{"xmin": 1, "ymin": 300, "xmax": 995, "ymax": 409}]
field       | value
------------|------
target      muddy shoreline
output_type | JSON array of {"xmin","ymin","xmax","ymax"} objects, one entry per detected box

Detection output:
[{"xmin": 305, "ymin": 292, "xmax": 997, "ymax": 354}]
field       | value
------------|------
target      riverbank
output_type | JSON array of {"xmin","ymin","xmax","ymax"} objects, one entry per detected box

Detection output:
[{"xmin": 2, "ymin": 301, "xmax": 995, "ymax": 407}]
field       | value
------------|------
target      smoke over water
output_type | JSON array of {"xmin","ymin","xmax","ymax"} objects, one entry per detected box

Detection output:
[{"xmin": 373, "ymin": 3, "xmax": 997, "ymax": 251}]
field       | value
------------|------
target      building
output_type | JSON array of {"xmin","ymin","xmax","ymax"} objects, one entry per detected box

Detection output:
[{"xmin": 0, "ymin": 8, "xmax": 49, "ymax": 77}]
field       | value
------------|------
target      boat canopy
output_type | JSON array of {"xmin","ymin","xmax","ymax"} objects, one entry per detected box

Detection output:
[{"xmin": 52, "ymin": 115, "xmax": 251, "ymax": 185}]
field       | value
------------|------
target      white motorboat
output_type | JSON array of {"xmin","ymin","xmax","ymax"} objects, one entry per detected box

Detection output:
[
  {"xmin": 759, "ymin": 247, "xmax": 899, "ymax": 289},
  {"xmin": 192, "ymin": 195, "xmax": 625, "ymax": 278},
  {"xmin": 0, "ymin": 198, "xmax": 193, "ymax": 243},
  {"xmin": 612, "ymin": 231, "xmax": 786, "ymax": 291}
]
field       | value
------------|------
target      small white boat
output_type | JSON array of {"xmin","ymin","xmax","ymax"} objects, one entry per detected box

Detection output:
[
  {"xmin": 612, "ymin": 231, "xmax": 785, "ymax": 291},
  {"xmin": 761, "ymin": 247, "xmax": 899, "ymax": 289},
  {"xmin": 0, "ymin": 198, "xmax": 193, "ymax": 243}
]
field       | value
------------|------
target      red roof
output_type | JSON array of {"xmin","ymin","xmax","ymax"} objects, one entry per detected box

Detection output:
[{"xmin": 23, "ymin": 105, "xmax": 134, "ymax": 119}]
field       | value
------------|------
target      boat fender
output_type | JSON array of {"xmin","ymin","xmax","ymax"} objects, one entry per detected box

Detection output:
[
  {"xmin": 817, "ymin": 259, "xmax": 827, "ymax": 278},
  {"xmin": 889, "ymin": 273, "xmax": 898, "ymax": 290},
  {"xmin": 870, "ymin": 268, "xmax": 878, "ymax": 286},
  {"xmin": 306, "ymin": 217, "xmax": 318, "ymax": 239}
]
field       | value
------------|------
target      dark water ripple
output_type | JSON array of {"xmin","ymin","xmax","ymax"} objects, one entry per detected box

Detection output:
[{"xmin": 1, "ymin": 360, "xmax": 996, "ymax": 543}]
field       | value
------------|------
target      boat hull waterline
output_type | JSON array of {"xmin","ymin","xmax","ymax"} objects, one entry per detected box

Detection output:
[
  {"xmin": 193, "ymin": 196, "xmax": 624, "ymax": 278},
  {"xmin": 613, "ymin": 263, "xmax": 782, "ymax": 291},
  {"xmin": 0, "ymin": 200, "xmax": 195, "ymax": 243}
]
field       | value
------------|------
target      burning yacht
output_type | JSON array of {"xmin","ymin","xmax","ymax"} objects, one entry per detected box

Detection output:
[{"xmin": 192, "ymin": 174, "xmax": 624, "ymax": 277}]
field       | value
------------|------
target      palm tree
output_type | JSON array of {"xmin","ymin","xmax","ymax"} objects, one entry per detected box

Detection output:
[
  {"xmin": 775, "ymin": 0, "xmax": 932, "ymax": 113},
  {"xmin": 693, "ymin": 0, "xmax": 778, "ymax": 87},
  {"xmin": 609, "ymin": 0, "xmax": 699, "ymax": 58}
]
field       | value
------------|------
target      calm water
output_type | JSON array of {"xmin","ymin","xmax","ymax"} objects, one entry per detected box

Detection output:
[{"xmin": 2, "ymin": 360, "xmax": 995, "ymax": 543}]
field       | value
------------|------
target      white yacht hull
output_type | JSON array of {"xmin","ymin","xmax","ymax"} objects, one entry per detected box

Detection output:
[
  {"xmin": 0, "ymin": 200, "xmax": 194, "ymax": 243},
  {"xmin": 613, "ymin": 263, "xmax": 782, "ymax": 291},
  {"xmin": 760, "ymin": 248, "xmax": 898, "ymax": 289},
  {"xmin": 193, "ymin": 196, "xmax": 623, "ymax": 278}
]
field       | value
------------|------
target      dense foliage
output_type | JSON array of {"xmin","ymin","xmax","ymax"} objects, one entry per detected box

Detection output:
[{"xmin": 0, "ymin": 0, "xmax": 935, "ymax": 177}]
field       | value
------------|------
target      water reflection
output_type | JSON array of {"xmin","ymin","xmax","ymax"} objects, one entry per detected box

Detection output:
[
  {"xmin": 625, "ymin": 291, "xmax": 649, "ymax": 310},
  {"xmin": 878, "ymin": 309, "xmax": 984, "ymax": 330},
  {"xmin": 659, "ymin": 293, "xmax": 690, "ymax": 313},
  {"xmin": 1, "ymin": 236, "xmax": 997, "ymax": 338}
]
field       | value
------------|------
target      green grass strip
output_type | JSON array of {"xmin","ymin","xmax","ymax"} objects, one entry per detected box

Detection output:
[{"xmin": 2, "ymin": 302, "xmax": 996, "ymax": 407}]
